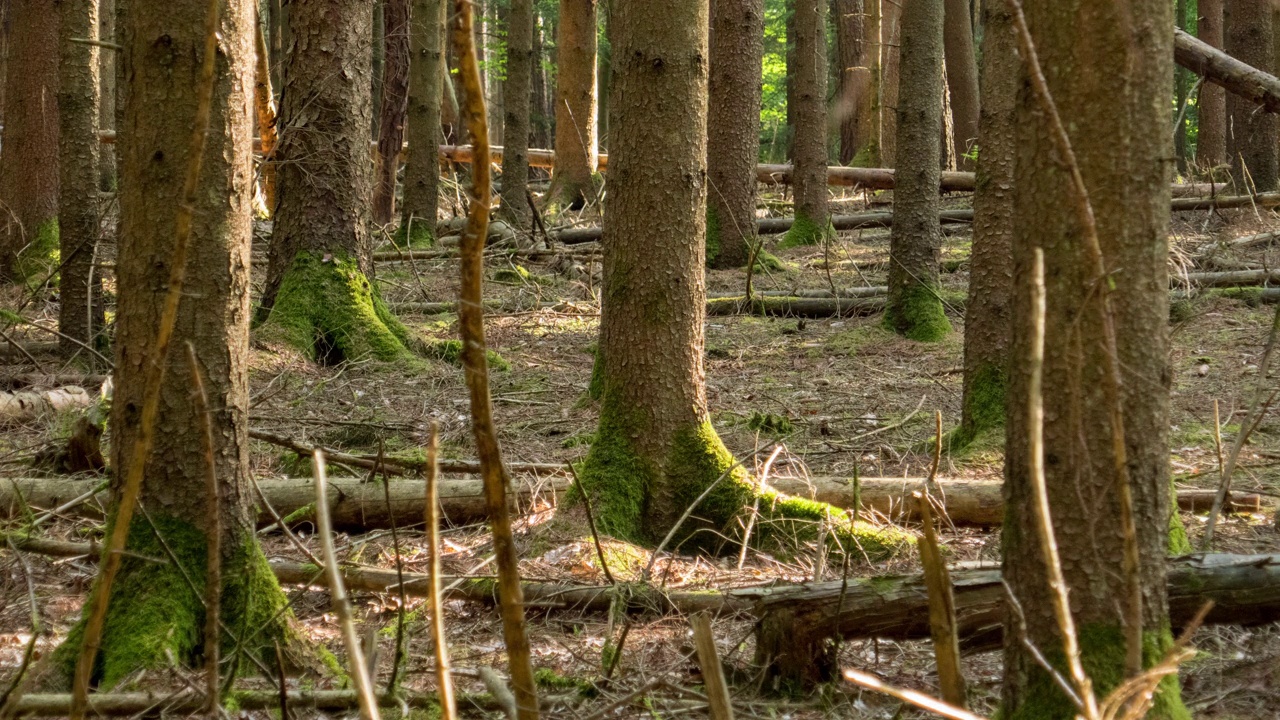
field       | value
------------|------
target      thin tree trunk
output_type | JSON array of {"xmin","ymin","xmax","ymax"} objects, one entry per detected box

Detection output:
[
  {"xmin": 884, "ymin": 0, "xmax": 949, "ymax": 342},
  {"xmin": 0, "ymin": 0, "xmax": 8, "ymax": 127},
  {"xmin": 499, "ymin": 0, "xmax": 533, "ymax": 227},
  {"xmin": 706, "ymin": 0, "xmax": 764, "ymax": 268},
  {"xmin": 880, "ymin": 0, "xmax": 901, "ymax": 164},
  {"xmin": 832, "ymin": 0, "xmax": 864, "ymax": 165},
  {"xmin": 98, "ymin": 0, "xmax": 117, "ymax": 192},
  {"xmin": 957, "ymin": 0, "xmax": 1014, "ymax": 446},
  {"xmin": 780, "ymin": 0, "xmax": 830, "ymax": 247},
  {"xmin": 402, "ymin": 0, "xmax": 446, "ymax": 246},
  {"xmin": 58, "ymin": 0, "xmax": 104, "ymax": 353},
  {"xmin": 373, "ymin": 0, "xmax": 411, "ymax": 225},
  {"xmin": 0, "ymin": 0, "xmax": 58, "ymax": 282},
  {"xmin": 1226, "ymin": 0, "xmax": 1277, "ymax": 189},
  {"xmin": 549, "ymin": 0, "xmax": 598, "ymax": 208},
  {"xmin": 1003, "ymin": 0, "xmax": 1187, "ymax": 715},
  {"xmin": 1199, "ymin": 0, "xmax": 1227, "ymax": 169},
  {"xmin": 531, "ymin": 12, "xmax": 551, "ymax": 149},
  {"xmin": 941, "ymin": 0, "xmax": 978, "ymax": 171}
]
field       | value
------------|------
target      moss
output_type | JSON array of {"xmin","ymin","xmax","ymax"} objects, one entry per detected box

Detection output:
[
  {"xmin": 587, "ymin": 347, "xmax": 605, "ymax": 401},
  {"xmin": 493, "ymin": 265, "xmax": 532, "ymax": 283},
  {"xmin": 1004, "ymin": 624, "xmax": 1189, "ymax": 720},
  {"xmin": 883, "ymin": 281, "xmax": 952, "ymax": 342},
  {"xmin": 422, "ymin": 338, "xmax": 510, "ymax": 371},
  {"xmin": 1168, "ymin": 297, "xmax": 1197, "ymax": 323},
  {"xmin": 747, "ymin": 411, "xmax": 794, "ymax": 436},
  {"xmin": 534, "ymin": 668, "xmax": 596, "ymax": 697},
  {"xmin": 13, "ymin": 218, "xmax": 60, "ymax": 284},
  {"xmin": 705, "ymin": 206, "xmax": 723, "ymax": 265},
  {"xmin": 778, "ymin": 212, "xmax": 832, "ymax": 249},
  {"xmin": 946, "ymin": 362, "xmax": 1006, "ymax": 453},
  {"xmin": 393, "ymin": 217, "xmax": 436, "ymax": 248},
  {"xmin": 561, "ymin": 431, "xmax": 597, "ymax": 449},
  {"xmin": 260, "ymin": 252, "xmax": 414, "ymax": 364},
  {"xmin": 1208, "ymin": 287, "xmax": 1265, "ymax": 306},
  {"xmin": 1168, "ymin": 483, "xmax": 1192, "ymax": 555},
  {"xmin": 752, "ymin": 249, "xmax": 787, "ymax": 272},
  {"xmin": 573, "ymin": 411, "xmax": 653, "ymax": 542}
]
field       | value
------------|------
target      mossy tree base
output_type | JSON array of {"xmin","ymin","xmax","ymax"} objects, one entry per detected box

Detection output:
[
  {"xmin": 259, "ymin": 252, "xmax": 415, "ymax": 365},
  {"xmin": 392, "ymin": 217, "xmax": 436, "ymax": 249},
  {"xmin": 884, "ymin": 281, "xmax": 952, "ymax": 342},
  {"xmin": 777, "ymin": 213, "xmax": 833, "ymax": 250}
]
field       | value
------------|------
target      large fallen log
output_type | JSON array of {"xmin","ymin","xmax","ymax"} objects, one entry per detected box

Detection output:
[
  {"xmin": 0, "ymin": 340, "xmax": 61, "ymax": 358},
  {"xmin": 1177, "ymin": 269, "xmax": 1280, "ymax": 287},
  {"xmin": 0, "ymin": 386, "xmax": 94, "ymax": 424},
  {"xmin": 6, "ymin": 689, "xmax": 449, "ymax": 717},
  {"xmin": 1175, "ymin": 28, "xmax": 1280, "ymax": 114}
]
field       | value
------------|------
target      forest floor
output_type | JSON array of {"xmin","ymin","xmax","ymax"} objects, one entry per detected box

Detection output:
[{"xmin": 2, "ymin": 188, "xmax": 1280, "ymax": 718}]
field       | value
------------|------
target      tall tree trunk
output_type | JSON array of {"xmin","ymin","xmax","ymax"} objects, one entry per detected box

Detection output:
[
  {"xmin": 261, "ymin": 0, "xmax": 413, "ymax": 364},
  {"xmin": 59, "ymin": 0, "xmax": 295, "ymax": 685},
  {"xmin": 1002, "ymin": 0, "xmax": 1188, "ymax": 716},
  {"xmin": 372, "ymin": 0, "xmax": 384, "ymax": 138},
  {"xmin": 98, "ymin": 0, "xmax": 117, "ymax": 191},
  {"xmin": 531, "ymin": 11, "xmax": 551, "ymax": 149},
  {"xmin": 785, "ymin": 2, "xmax": 796, "ymax": 158},
  {"xmin": 499, "ymin": 0, "xmax": 533, "ymax": 227},
  {"xmin": 486, "ymin": 0, "xmax": 503, "ymax": 143},
  {"xmin": 884, "ymin": 0, "xmax": 949, "ymax": 342},
  {"xmin": 1226, "ymin": 0, "xmax": 1277, "ymax": 190},
  {"xmin": 832, "ymin": 0, "xmax": 865, "ymax": 165},
  {"xmin": 596, "ymin": 0, "xmax": 610, "ymax": 152},
  {"xmin": 706, "ymin": 0, "xmax": 764, "ymax": 268},
  {"xmin": 549, "ymin": 0, "xmax": 598, "ymax": 209},
  {"xmin": 780, "ymin": 0, "xmax": 830, "ymax": 247},
  {"xmin": 855, "ymin": 0, "xmax": 882, "ymax": 166},
  {"xmin": 956, "ymin": 0, "xmax": 1013, "ymax": 448},
  {"xmin": 401, "ymin": 0, "xmax": 446, "ymax": 246},
  {"xmin": 1199, "ymin": 0, "xmax": 1227, "ymax": 170},
  {"xmin": 373, "ymin": 0, "xmax": 411, "ymax": 225},
  {"xmin": 0, "ymin": 0, "xmax": 58, "ymax": 282},
  {"xmin": 941, "ymin": 0, "xmax": 978, "ymax": 171},
  {"xmin": 58, "ymin": 0, "xmax": 104, "ymax": 354},
  {"xmin": 0, "ymin": 0, "xmax": 8, "ymax": 127},
  {"xmin": 880, "ymin": 0, "xmax": 901, "ymax": 164}
]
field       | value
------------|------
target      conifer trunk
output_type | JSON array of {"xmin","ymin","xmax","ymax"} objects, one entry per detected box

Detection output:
[
  {"xmin": 1002, "ymin": 0, "xmax": 1188, "ymax": 716},
  {"xmin": 781, "ymin": 0, "xmax": 830, "ymax": 247},
  {"xmin": 941, "ymin": 0, "xmax": 978, "ymax": 171},
  {"xmin": 98, "ymin": 0, "xmax": 117, "ymax": 191},
  {"xmin": 884, "ymin": 0, "xmax": 950, "ymax": 342},
  {"xmin": 832, "ymin": 0, "xmax": 867, "ymax": 165},
  {"xmin": 1226, "ymin": 0, "xmax": 1277, "ymax": 189},
  {"xmin": 499, "ymin": 0, "xmax": 533, "ymax": 227},
  {"xmin": 531, "ymin": 13, "xmax": 551, "ymax": 148},
  {"xmin": 880, "ymin": 0, "xmax": 901, "ymax": 163},
  {"xmin": 706, "ymin": 0, "xmax": 764, "ymax": 268},
  {"xmin": 549, "ymin": 0, "xmax": 598, "ymax": 208},
  {"xmin": 402, "ymin": 0, "xmax": 446, "ymax": 246},
  {"xmin": 373, "ymin": 0, "xmax": 411, "ymax": 225},
  {"xmin": 1198, "ymin": 0, "xmax": 1227, "ymax": 169}
]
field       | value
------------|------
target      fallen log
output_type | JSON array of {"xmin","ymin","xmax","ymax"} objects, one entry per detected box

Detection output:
[
  {"xmin": 1175, "ymin": 28, "xmax": 1280, "ymax": 114},
  {"xmin": 0, "ymin": 386, "xmax": 93, "ymax": 424},
  {"xmin": 0, "ymin": 373, "xmax": 108, "ymax": 390},
  {"xmin": 1177, "ymin": 269, "xmax": 1280, "ymax": 287},
  {"xmin": 0, "ymin": 340, "xmax": 61, "ymax": 358}
]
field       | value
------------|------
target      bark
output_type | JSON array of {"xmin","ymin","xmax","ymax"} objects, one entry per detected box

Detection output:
[
  {"xmin": 1175, "ymin": 28, "xmax": 1280, "ymax": 114},
  {"xmin": 780, "ymin": 0, "xmax": 830, "ymax": 247},
  {"xmin": 831, "ymin": 0, "xmax": 863, "ymax": 165},
  {"xmin": 253, "ymin": 17, "xmax": 279, "ymax": 213},
  {"xmin": 1225, "ymin": 0, "xmax": 1277, "ymax": 189},
  {"xmin": 549, "ymin": 0, "xmax": 598, "ymax": 208},
  {"xmin": 1004, "ymin": 0, "xmax": 1186, "ymax": 716},
  {"xmin": 531, "ymin": 12, "xmax": 551, "ymax": 148},
  {"xmin": 97, "ymin": 0, "xmax": 117, "ymax": 191},
  {"xmin": 957, "ymin": 0, "xmax": 1015, "ymax": 447},
  {"xmin": 1199, "ymin": 0, "xmax": 1227, "ymax": 169},
  {"xmin": 373, "ymin": 0, "xmax": 411, "ymax": 225},
  {"xmin": 941, "ymin": 0, "xmax": 978, "ymax": 171},
  {"xmin": 880, "ymin": 0, "xmax": 901, "ymax": 163},
  {"xmin": 58, "ymin": 0, "xmax": 104, "ymax": 353},
  {"xmin": 499, "ymin": 0, "xmax": 533, "ymax": 228},
  {"xmin": 66, "ymin": 0, "xmax": 294, "ymax": 686},
  {"xmin": 0, "ymin": 0, "xmax": 7, "ymax": 126},
  {"xmin": 401, "ymin": 0, "xmax": 446, "ymax": 246},
  {"xmin": 261, "ymin": 0, "xmax": 412, "ymax": 363},
  {"xmin": 884, "ymin": 0, "xmax": 949, "ymax": 342},
  {"xmin": 0, "ymin": 0, "xmax": 59, "ymax": 282},
  {"xmin": 706, "ymin": 0, "xmax": 764, "ymax": 268}
]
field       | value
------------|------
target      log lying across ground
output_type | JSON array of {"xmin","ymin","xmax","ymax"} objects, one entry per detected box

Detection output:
[
  {"xmin": 1175, "ymin": 28, "xmax": 1280, "ymax": 114},
  {"xmin": 0, "ymin": 386, "xmax": 94, "ymax": 424},
  {"xmin": 2, "ymin": 475, "xmax": 1265, "ymax": 531}
]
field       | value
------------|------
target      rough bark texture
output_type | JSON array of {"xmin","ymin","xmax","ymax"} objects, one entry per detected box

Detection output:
[
  {"xmin": 499, "ymin": 0, "xmax": 533, "ymax": 228},
  {"xmin": 531, "ymin": 13, "xmax": 551, "ymax": 148},
  {"xmin": 401, "ymin": 0, "xmax": 446, "ymax": 247},
  {"xmin": 941, "ymin": 0, "xmax": 978, "ymax": 171},
  {"xmin": 780, "ymin": 0, "xmax": 830, "ymax": 247},
  {"xmin": 0, "ymin": 0, "xmax": 59, "ymax": 282},
  {"xmin": 706, "ymin": 0, "xmax": 764, "ymax": 268},
  {"xmin": 1199, "ymin": 0, "xmax": 1227, "ymax": 169},
  {"xmin": 832, "ymin": 0, "xmax": 863, "ymax": 165},
  {"xmin": 261, "ymin": 0, "xmax": 412, "ymax": 363},
  {"xmin": 880, "ymin": 0, "xmax": 901, "ymax": 164},
  {"xmin": 57, "ymin": 0, "xmax": 104, "ymax": 353},
  {"xmin": 884, "ymin": 0, "xmax": 949, "ymax": 342},
  {"xmin": 0, "ymin": 0, "xmax": 7, "ymax": 126},
  {"xmin": 1002, "ymin": 1, "xmax": 1188, "ymax": 717},
  {"xmin": 372, "ymin": 0, "xmax": 411, "ymax": 225},
  {"xmin": 957, "ymin": 0, "xmax": 1014, "ymax": 447},
  {"xmin": 98, "ymin": 0, "xmax": 117, "ymax": 191},
  {"xmin": 549, "ymin": 0, "xmax": 598, "ymax": 208},
  {"xmin": 1226, "ymin": 0, "xmax": 1277, "ymax": 189},
  {"xmin": 65, "ymin": 0, "xmax": 293, "ymax": 685}
]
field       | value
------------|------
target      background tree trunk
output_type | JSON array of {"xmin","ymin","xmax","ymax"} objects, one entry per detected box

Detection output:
[
  {"xmin": 98, "ymin": 0, "xmax": 117, "ymax": 191},
  {"xmin": 401, "ymin": 0, "xmax": 446, "ymax": 246},
  {"xmin": 941, "ymin": 0, "xmax": 978, "ymax": 171},
  {"xmin": 832, "ymin": 0, "xmax": 865, "ymax": 166},
  {"xmin": 1226, "ymin": 0, "xmax": 1277, "ymax": 189},
  {"xmin": 499, "ymin": 0, "xmax": 533, "ymax": 227},
  {"xmin": 706, "ymin": 0, "xmax": 764, "ymax": 268},
  {"xmin": 1002, "ymin": 0, "xmax": 1188, "ymax": 716},
  {"xmin": 0, "ymin": 0, "xmax": 59, "ymax": 282},
  {"xmin": 884, "ymin": 0, "xmax": 949, "ymax": 342},
  {"xmin": 57, "ymin": 0, "xmax": 104, "ymax": 353},
  {"xmin": 0, "ymin": 0, "xmax": 8, "ymax": 127},
  {"xmin": 549, "ymin": 0, "xmax": 598, "ymax": 208},
  {"xmin": 1199, "ymin": 0, "xmax": 1227, "ymax": 170},
  {"xmin": 780, "ymin": 0, "xmax": 830, "ymax": 247},
  {"xmin": 261, "ymin": 0, "xmax": 412, "ymax": 364},
  {"xmin": 531, "ymin": 12, "xmax": 551, "ymax": 148},
  {"xmin": 956, "ymin": 0, "xmax": 1014, "ymax": 447},
  {"xmin": 879, "ymin": 0, "xmax": 901, "ymax": 164},
  {"xmin": 372, "ymin": 0, "xmax": 411, "ymax": 225}
]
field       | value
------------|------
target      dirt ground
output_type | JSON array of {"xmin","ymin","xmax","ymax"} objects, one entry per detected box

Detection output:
[{"xmin": 2, "ymin": 188, "xmax": 1280, "ymax": 718}]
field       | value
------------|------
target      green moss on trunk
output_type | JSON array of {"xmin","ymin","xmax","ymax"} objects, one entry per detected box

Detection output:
[
  {"xmin": 392, "ymin": 217, "xmax": 436, "ymax": 248},
  {"xmin": 948, "ymin": 361, "xmax": 1006, "ymax": 451},
  {"xmin": 13, "ymin": 218, "xmax": 60, "ymax": 284},
  {"xmin": 260, "ymin": 252, "xmax": 414, "ymax": 364},
  {"xmin": 778, "ymin": 212, "xmax": 831, "ymax": 249},
  {"xmin": 884, "ymin": 280, "xmax": 952, "ymax": 341},
  {"xmin": 705, "ymin": 206, "xmax": 723, "ymax": 265}
]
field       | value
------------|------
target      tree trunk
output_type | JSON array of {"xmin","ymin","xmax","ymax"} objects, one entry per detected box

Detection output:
[
  {"xmin": 59, "ymin": 0, "xmax": 295, "ymax": 686},
  {"xmin": 253, "ymin": 16, "xmax": 279, "ymax": 214},
  {"xmin": 0, "ymin": 0, "xmax": 8, "ymax": 127},
  {"xmin": 706, "ymin": 0, "xmax": 764, "ymax": 268},
  {"xmin": 58, "ymin": 0, "xmax": 105, "ymax": 356},
  {"xmin": 549, "ymin": 0, "xmax": 598, "ymax": 209},
  {"xmin": 1199, "ymin": 0, "xmax": 1227, "ymax": 170},
  {"xmin": 832, "ymin": 0, "xmax": 863, "ymax": 165},
  {"xmin": 1226, "ymin": 0, "xmax": 1277, "ymax": 189},
  {"xmin": 884, "ymin": 0, "xmax": 949, "ymax": 342},
  {"xmin": 372, "ymin": 0, "xmax": 410, "ymax": 226},
  {"xmin": 1003, "ymin": 0, "xmax": 1187, "ymax": 716},
  {"xmin": 0, "ymin": 0, "xmax": 58, "ymax": 282},
  {"xmin": 596, "ymin": 0, "xmax": 611, "ymax": 152},
  {"xmin": 780, "ymin": 0, "xmax": 830, "ymax": 248},
  {"xmin": 401, "ymin": 0, "xmax": 446, "ymax": 247},
  {"xmin": 941, "ymin": 0, "xmax": 978, "ymax": 171},
  {"xmin": 1175, "ymin": 28, "xmax": 1280, "ymax": 114},
  {"xmin": 880, "ymin": 0, "xmax": 901, "ymax": 164},
  {"xmin": 956, "ymin": 0, "xmax": 1014, "ymax": 448},
  {"xmin": 531, "ymin": 12, "xmax": 551, "ymax": 148},
  {"xmin": 98, "ymin": 0, "xmax": 117, "ymax": 191},
  {"xmin": 260, "ymin": 0, "xmax": 413, "ymax": 364},
  {"xmin": 499, "ymin": 0, "xmax": 533, "ymax": 228}
]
